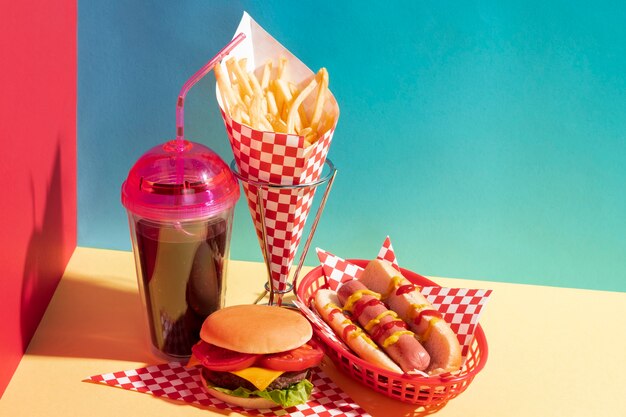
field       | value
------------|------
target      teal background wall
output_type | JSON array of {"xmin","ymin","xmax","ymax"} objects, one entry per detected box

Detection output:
[{"xmin": 78, "ymin": 1, "xmax": 626, "ymax": 292}]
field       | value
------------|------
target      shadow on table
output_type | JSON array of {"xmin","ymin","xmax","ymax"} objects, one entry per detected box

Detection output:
[
  {"xmin": 360, "ymin": 396, "xmax": 449, "ymax": 417},
  {"xmin": 26, "ymin": 273, "xmax": 157, "ymax": 364},
  {"xmin": 399, "ymin": 402, "xmax": 449, "ymax": 416},
  {"xmin": 319, "ymin": 360, "xmax": 455, "ymax": 417}
]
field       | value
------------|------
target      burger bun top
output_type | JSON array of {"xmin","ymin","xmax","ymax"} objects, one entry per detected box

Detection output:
[{"xmin": 200, "ymin": 305, "xmax": 312, "ymax": 354}]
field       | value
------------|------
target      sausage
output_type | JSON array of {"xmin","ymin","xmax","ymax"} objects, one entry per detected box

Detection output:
[
  {"xmin": 312, "ymin": 289, "xmax": 402, "ymax": 373},
  {"xmin": 359, "ymin": 259, "xmax": 462, "ymax": 375},
  {"xmin": 337, "ymin": 280, "xmax": 430, "ymax": 373}
]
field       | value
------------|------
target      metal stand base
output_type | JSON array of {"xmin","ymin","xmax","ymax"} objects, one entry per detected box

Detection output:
[{"xmin": 231, "ymin": 158, "xmax": 337, "ymax": 306}]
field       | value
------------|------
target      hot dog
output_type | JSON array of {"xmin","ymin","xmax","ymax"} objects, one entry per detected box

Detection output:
[
  {"xmin": 359, "ymin": 259, "xmax": 462, "ymax": 375},
  {"xmin": 312, "ymin": 289, "xmax": 402, "ymax": 373},
  {"xmin": 337, "ymin": 280, "xmax": 430, "ymax": 373}
]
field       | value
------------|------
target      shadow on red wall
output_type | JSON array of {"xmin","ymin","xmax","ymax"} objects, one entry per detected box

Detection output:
[
  {"xmin": 0, "ymin": 0, "xmax": 77, "ymax": 396},
  {"xmin": 20, "ymin": 143, "xmax": 69, "ymax": 349},
  {"xmin": 0, "ymin": 133, "xmax": 76, "ymax": 398}
]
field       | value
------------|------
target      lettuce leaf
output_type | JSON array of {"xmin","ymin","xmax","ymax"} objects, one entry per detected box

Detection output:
[{"xmin": 212, "ymin": 379, "xmax": 313, "ymax": 408}]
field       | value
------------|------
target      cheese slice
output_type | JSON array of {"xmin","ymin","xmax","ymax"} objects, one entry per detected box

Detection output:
[
  {"xmin": 229, "ymin": 366, "xmax": 285, "ymax": 391},
  {"xmin": 186, "ymin": 352, "xmax": 201, "ymax": 368}
]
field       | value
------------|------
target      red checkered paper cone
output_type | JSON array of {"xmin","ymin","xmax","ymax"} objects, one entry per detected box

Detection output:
[{"xmin": 217, "ymin": 13, "xmax": 339, "ymax": 295}]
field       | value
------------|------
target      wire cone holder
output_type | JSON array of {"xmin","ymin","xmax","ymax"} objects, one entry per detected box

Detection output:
[{"xmin": 231, "ymin": 159, "xmax": 337, "ymax": 306}]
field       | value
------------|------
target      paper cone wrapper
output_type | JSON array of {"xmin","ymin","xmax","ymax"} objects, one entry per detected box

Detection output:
[
  {"xmin": 312, "ymin": 237, "xmax": 492, "ymax": 362},
  {"xmin": 217, "ymin": 12, "xmax": 339, "ymax": 293}
]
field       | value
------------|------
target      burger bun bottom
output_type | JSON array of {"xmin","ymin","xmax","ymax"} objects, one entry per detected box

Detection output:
[{"xmin": 200, "ymin": 371, "xmax": 278, "ymax": 410}]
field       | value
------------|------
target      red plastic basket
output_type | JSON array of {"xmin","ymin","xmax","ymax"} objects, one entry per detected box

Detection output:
[{"xmin": 296, "ymin": 259, "xmax": 488, "ymax": 407}]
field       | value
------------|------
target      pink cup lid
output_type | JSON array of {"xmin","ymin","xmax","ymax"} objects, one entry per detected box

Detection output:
[{"xmin": 121, "ymin": 140, "xmax": 240, "ymax": 222}]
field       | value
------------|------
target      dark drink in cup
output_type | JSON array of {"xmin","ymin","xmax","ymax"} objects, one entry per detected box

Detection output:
[
  {"xmin": 122, "ymin": 140, "xmax": 239, "ymax": 360},
  {"xmin": 131, "ymin": 215, "xmax": 231, "ymax": 357}
]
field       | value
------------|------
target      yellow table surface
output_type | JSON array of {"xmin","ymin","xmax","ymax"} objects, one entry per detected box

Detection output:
[{"xmin": 2, "ymin": 247, "xmax": 625, "ymax": 416}]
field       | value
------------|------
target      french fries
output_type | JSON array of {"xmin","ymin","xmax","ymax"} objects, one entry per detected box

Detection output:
[{"xmin": 216, "ymin": 56, "xmax": 333, "ymax": 147}]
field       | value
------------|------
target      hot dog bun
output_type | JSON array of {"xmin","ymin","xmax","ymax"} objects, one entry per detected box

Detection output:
[
  {"xmin": 359, "ymin": 259, "xmax": 462, "ymax": 375},
  {"xmin": 313, "ymin": 289, "xmax": 402, "ymax": 373}
]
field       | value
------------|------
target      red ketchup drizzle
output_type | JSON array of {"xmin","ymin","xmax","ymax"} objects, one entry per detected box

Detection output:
[
  {"xmin": 414, "ymin": 309, "xmax": 443, "ymax": 325},
  {"xmin": 342, "ymin": 324, "xmax": 357, "ymax": 340},
  {"xmin": 371, "ymin": 319, "xmax": 407, "ymax": 343},
  {"xmin": 328, "ymin": 308, "xmax": 342, "ymax": 321},
  {"xmin": 396, "ymin": 284, "xmax": 416, "ymax": 295},
  {"xmin": 352, "ymin": 298, "xmax": 382, "ymax": 322}
]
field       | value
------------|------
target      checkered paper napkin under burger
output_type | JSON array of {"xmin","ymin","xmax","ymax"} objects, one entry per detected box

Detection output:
[
  {"xmin": 87, "ymin": 362, "xmax": 370, "ymax": 417},
  {"xmin": 216, "ymin": 12, "xmax": 339, "ymax": 296},
  {"xmin": 295, "ymin": 237, "xmax": 492, "ymax": 365}
]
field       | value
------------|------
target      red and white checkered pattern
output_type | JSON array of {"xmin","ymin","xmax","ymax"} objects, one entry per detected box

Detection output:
[
  {"xmin": 215, "ymin": 15, "xmax": 339, "ymax": 296},
  {"xmin": 88, "ymin": 362, "xmax": 369, "ymax": 417},
  {"xmin": 222, "ymin": 112, "xmax": 334, "ymax": 295},
  {"xmin": 420, "ymin": 287, "xmax": 491, "ymax": 357},
  {"xmin": 314, "ymin": 237, "xmax": 492, "ymax": 362},
  {"xmin": 376, "ymin": 236, "xmax": 399, "ymax": 270},
  {"xmin": 315, "ymin": 248, "xmax": 364, "ymax": 291}
]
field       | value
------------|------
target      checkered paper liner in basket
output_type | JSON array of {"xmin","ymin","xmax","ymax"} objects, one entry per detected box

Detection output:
[
  {"xmin": 87, "ymin": 362, "xmax": 369, "ymax": 417},
  {"xmin": 308, "ymin": 237, "xmax": 492, "ymax": 362},
  {"xmin": 217, "ymin": 13, "xmax": 339, "ymax": 295}
]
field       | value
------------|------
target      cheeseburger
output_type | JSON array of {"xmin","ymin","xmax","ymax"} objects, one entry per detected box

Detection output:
[{"xmin": 190, "ymin": 304, "xmax": 323, "ymax": 409}]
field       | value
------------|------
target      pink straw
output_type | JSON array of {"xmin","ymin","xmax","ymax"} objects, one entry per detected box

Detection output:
[{"xmin": 175, "ymin": 32, "xmax": 246, "ymax": 151}]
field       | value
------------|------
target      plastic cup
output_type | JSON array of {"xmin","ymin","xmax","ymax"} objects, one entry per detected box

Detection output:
[{"xmin": 121, "ymin": 139, "xmax": 239, "ymax": 360}]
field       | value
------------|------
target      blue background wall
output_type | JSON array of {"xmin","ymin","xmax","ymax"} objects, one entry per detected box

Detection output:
[{"xmin": 78, "ymin": 1, "xmax": 626, "ymax": 292}]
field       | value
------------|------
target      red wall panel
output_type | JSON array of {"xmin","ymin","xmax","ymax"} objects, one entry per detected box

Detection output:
[{"xmin": 0, "ymin": 1, "xmax": 77, "ymax": 397}]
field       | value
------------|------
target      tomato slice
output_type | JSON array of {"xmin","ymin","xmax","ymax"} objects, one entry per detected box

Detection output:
[
  {"xmin": 257, "ymin": 340, "xmax": 324, "ymax": 372},
  {"xmin": 191, "ymin": 341, "xmax": 260, "ymax": 372}
]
